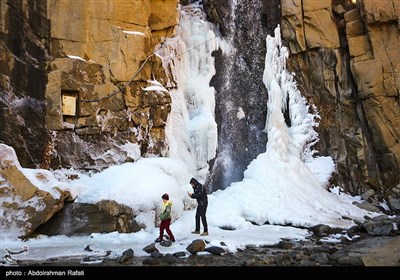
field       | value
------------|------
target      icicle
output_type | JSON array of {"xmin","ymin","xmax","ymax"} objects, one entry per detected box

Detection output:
[{"xmin": 263, "ymin": 25, "xmax": 319, "ymax": 161}]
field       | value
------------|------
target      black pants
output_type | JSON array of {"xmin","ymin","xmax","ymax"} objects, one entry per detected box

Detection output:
[{"xmin": 195, "ymin": 202, "xmax": 208, "ymax": 232}]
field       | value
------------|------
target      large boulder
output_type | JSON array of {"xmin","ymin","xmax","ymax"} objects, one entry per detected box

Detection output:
[
  {"xmin": 0, "ymin": 144, "xmax": 70, "ymax": 239},
  {"xmin": 35, "ymin": 200, "xmax": 143, "ymax": 236}
]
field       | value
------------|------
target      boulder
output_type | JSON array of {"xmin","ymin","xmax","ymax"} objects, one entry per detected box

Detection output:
[{"xmin": 0, "ymin": 144, "xmax": 70, "ymax": 239}]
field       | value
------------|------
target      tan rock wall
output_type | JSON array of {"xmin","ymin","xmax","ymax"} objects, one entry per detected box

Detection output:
[
  {"xmin": 44, "ymin": 0, "xmax": 178, "ymax": 167},
  {"xmin": 282, "ymin": 0, "xmax": 400, "ymax": 195},
  {"xmin": 352, "ymin": 0, "xmax": 400, "ymax": 186},
  {"xmin": 47, "ymin": 0, "xmax": 177, "ymax": 81},
  {"xmin": 0, "ymin": 0, "xmax": 178, "ymax": 169},
  {"xmin": 303, "ymin": 0, "xmax": 340, "ymax": 49},
  {"xmin": 282, "ymin": 0, "xmax": 340, "ymax": 53}
]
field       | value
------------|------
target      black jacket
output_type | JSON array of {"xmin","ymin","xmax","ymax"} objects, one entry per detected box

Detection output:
[{"xmin": 190, "ymin": 178, "xmax": 208, "ymax": 205}]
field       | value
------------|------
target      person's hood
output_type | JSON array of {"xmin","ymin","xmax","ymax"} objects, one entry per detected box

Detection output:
[{"xmin": 190, "ymin": 177, "xmax": 201, "ymax": 187}]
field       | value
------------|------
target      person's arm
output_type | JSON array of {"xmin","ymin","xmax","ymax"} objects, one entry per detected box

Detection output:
[
  {"xmin": 189, "ymin": 188, "xmax": 200, "ymax": 199},
  {"xmin": 190, "ymin": 185, "xmax": 205, "ymax": 199}
]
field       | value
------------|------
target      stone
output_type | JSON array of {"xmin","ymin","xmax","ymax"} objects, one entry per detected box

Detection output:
[
  {"xmin": 346, "ymin": 20, "xmax": 364, "ymax": 37},
  {"xmin": 35, "ymin": 200, "xmax": 143, "ymax": 236},
  {"xmin": 0, "ymin": 144, "xmax": 69, "ymax": 238},
  {"xmin": 186, "ymin": 239, "xmax": 206, "ymax": 255}
]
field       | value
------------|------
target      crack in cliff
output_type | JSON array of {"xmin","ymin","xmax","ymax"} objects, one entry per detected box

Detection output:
[
  {"xmin": 334, "ymin": 2, "xmax": 383, "ymax": 192},
  {"xmin": 301, "ymin": 0, "xmax": 307, "ymax": 51}
]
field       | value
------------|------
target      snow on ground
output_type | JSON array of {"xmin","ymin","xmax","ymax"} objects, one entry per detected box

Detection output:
[{"xmin": 0, "ymin": 155, "xmax": 376, "ymax": 264}]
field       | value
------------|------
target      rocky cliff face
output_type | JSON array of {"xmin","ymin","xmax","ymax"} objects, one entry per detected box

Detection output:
[
  {"xmin": 281, "ymin": 0, "xmax": 400, "ymax": 201},
  {"xmin": 0, "ymin": 0, "xmax": 50, "ymax": 168},
  {"xmin": 203, "ymin": 0, "xmax": 399, "ymax": 203},
  {"xmin": 1, "ymin": 0, "xmax": 399, "ymax": 206},
  {"xmin": 0, "ymin": 0, "xmax": 178, "ymax": 170}
]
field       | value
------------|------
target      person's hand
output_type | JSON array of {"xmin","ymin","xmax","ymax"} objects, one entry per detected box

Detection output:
[{"xmin": 187, "ymin": 191, "xmax": 192, "ymax": 197}]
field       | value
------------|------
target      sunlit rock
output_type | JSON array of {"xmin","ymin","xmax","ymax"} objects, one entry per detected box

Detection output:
[{"xmin": 0, "ymin": 144, "xmax": 70, "ymax": 239}]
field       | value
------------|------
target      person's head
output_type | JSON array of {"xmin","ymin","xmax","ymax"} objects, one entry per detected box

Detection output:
[
  {"xmin": 162, "ymin": 193, "xmax": 169, "ymax": 201},
  {"xmin": 190, "ymin": 178, "xmax": 197, "ymax": 188}
]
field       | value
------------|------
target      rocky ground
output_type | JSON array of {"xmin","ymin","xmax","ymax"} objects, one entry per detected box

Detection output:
[
  {"xmin": 3, "ymin": 215, "xmax": 400, "ymax": 269},
  {"xmin": 10, "ymin": 236, "xmax": 400, "ymax": 267}
]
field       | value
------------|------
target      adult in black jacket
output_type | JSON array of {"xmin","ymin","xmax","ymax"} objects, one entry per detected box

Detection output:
[{"xmin": 188, "ymin": 177, "xmax": 208, "ymax": 236}]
